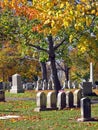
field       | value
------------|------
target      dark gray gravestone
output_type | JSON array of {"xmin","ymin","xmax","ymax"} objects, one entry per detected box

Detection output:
[
  {"xmin": 77, "ymin": 97, "xmax": 94, "ymax": 121},
  {"xmin": 82, "ymin": 82, "xmax": 92, "ymax": 96}
]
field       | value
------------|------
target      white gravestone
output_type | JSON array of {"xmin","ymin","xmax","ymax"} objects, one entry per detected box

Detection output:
[
  {"xmin": 47, "ymin": 91, "xmax": 57, "ymax": 109},
  {"xmin": 89, "ymin": 62, "xmax": 94, "ymax": 85},
  {"xmin": 66, "ymin": 91, "xmax": 73, "ymax": 108},
  {"xmin": 73, "ymin": 89, "xmax": 82, "ymax": 107},
  {"xmin": 10, "ymin": 74, "xmax": 24, "ymax": 93},
  {"xmin": 57, "ymin": 91, "xmax": 66, "ymax": 110},
  {"xmin": 34, "ymin": 92, "xmax": 47, "ymax": 112}
]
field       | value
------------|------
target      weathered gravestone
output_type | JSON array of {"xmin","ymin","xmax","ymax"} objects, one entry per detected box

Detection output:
[
  {"xmin": 77, "ymin": 97, "xmax": 95, "ymax": 122},
  {"xmin": 82, "ymin": 82, "xmax": 92, "ymax": 96},
  {"xmin": 34, "ymin": 92, "xmax": 47, "ymax": 112},
  {"xmin": 73, "ymin": 89, "xmax": 82, "ymax": 107},
  {"xmin": 66, "ymin": 91, "xmax": 73, "ymax": 108},
  {"xmin": 57, "ymin": 91, "xmax": 66, "ymax": 110},
  {"xmin": 47, "ymin": 91, "xmax": 57, "ymax": 110},
  {"xmin": 10, "ymin": 74, "xmax": 24, "ymax": 93}
]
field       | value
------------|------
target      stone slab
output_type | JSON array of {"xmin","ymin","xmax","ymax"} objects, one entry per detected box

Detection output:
[{"xmin": 0, "ymin": 115, "xmax": 20, "ymax": 119}]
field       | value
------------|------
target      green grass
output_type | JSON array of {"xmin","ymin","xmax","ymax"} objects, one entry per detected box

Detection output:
[{"xmin": 0, "ymin": 90, "xmax": 98, "ymax": 130}]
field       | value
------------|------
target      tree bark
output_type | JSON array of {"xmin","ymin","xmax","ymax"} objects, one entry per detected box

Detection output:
[
  {"xmin": 48, "ymin": 35, "xmax": 61, "ymax": 95},
  {"xmin": 40, "ymin": 61, "xmax": 48, "ymax": 82}
]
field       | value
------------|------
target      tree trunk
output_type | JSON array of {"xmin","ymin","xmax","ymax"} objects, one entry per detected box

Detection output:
[
  {"xmin": 40, "ymin": 61, "xmax": 48, "ymax": 82},
  {"xmin": 64, "ymin": 65, "xmax": 70, "ymax": 82},
  {"xmin": 48, "ymin": 35, "xmax": 61, "ymax": 95}
]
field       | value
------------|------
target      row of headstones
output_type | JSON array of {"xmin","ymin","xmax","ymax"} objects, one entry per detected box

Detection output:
[
  {"xmin": 35, "ymin": 79, "xmax": 82, "ymax": 91},
  {"xmin": 34, "ymin": 89, "xmax": 82, "ymax": 112},
  {"xmin": 8, "ymin": 73, "xmax": 80, "ymax": 91},
  {"xmin": 2, "ymin": 74, "xmax": 93, "ymax": 95}
]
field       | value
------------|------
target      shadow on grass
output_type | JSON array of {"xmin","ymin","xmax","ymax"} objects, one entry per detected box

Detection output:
[{"xmin": 0, "ymin": 110, "xmax": 20, "ymax": 113}]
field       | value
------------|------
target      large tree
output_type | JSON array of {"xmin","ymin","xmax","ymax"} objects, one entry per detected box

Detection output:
[{"xmin": 1, "ymin": 0, "xmax": 98, "ymax": 93}]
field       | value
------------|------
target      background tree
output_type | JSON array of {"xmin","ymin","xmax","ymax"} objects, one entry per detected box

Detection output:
[{"xmin": 1, "ymin": 0, "xmax": 98, "ymax": 91}]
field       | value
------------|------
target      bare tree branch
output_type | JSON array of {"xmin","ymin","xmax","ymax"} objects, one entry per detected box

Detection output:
[
  {"xmin": 27, "ymin": 43, "xmax": 48, "ymax": 53},
  {"xmin": 54, "ymin": 37, "xmax": 68, "ymax": 50}
]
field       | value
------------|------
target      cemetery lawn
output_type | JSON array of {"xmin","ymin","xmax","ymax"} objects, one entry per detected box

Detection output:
[{"xmin": 0, "ymin": 90, "xmax": 98, "ymax": 130}]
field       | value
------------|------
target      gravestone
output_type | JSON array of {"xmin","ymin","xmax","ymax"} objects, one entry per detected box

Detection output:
[
  {"xmin": 42, "ymin": 80, "xmax": 48, "ymax": 90},
  {"xmin": 77, "ymin": 97, "xmax": 94, "ymax": 121},
  {"xmin": 10, "ymin": 74, "xmax": 24, "ymax": 93},
  {"xmin": 68, "ymin": 80, "xmax": 72, "ymax": 89},
  {"xmin": 57, "ymin": 91, "xmax": 66, "ymax": 110},
  {"xmin": 89, "ymin": 62, "xmax": 94, "ymax": 85},
  {"xmin": 62, "ymin": 80, "xmax": 68, "ymax": 89},
  {"xmin": 66, "ymin": 91, "xmax": 73, "ymax": 108},
  {"xmin": 48, "ymin": 80, "xmax": 53, "ymax": 90},
  {"xmin": 34, "ymin": 92, "xmax": 47, "ymax": 112},
  {"xmin": 35, "ymin": 79, "xmax": 42, "ymax": 91},
  {"xmin": 82, "ymin": 82, "xmax": 92, "ymax": 96},
  {"xmin": 47, "ymin": 91, "xmax": 57, "ymax": 109},
  {"xmin": 73, "ymin": 89, "xmax": 82, "ymax": 107}
]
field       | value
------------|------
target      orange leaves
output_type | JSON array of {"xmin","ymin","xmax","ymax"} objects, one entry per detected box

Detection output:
[{"xmin": 32, "ymin": 24, "xmax": 42, "ymax": 33}]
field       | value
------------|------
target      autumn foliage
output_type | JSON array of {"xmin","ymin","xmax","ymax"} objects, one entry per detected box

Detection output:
[{"xmin": 0, "ymin": 0, "xmax": 98, "ymax": 82}]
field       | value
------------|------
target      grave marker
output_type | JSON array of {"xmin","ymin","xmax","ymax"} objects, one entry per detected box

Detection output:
[
  {"xmin": 74, "ymin": 89, "xmax": 82, "ymax": 107},
  {"xmin": 66, "ymin": 91, "xmax": 73, "ymax": 108},
  {"xmin": 57, "ymin": 91, "xmax": 66, "ymax": 110},
  {"xmin": 47, "ymin": 91, "xmax": 57, "ymax": 109},
  {"xmin": 78, "ymin": 97, "xmax": 94, "ymax": 121},
  {"xmin": 34, "ymin": 92, "xmax": 46, "ymax": 112},
  {"xmin": 10, "ymin": 74, "xmax": 24, "ymax": 93}
]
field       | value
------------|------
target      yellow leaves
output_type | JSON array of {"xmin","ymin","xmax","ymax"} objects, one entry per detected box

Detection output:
[
  {"xmin": 78, "ymin": 45, "xmax": 87, "ymax": 53},
  {"xmin": 69, "ymin": 35, "xmax": 73, "ymax": 43},
  {"xmin": 4, "ymin": 0, "xmax": 8, "ymax": 5},
  {"xmin": 60, "ymin": 3, "xmax": 64, "ymax": 8},
  {"xmin": 86, "ymin": 16, "xmax": 92, "ymax": 27},
  {"xmin": 44, "ymin": 19, "xmax": 50, "ymax": 25},
  {"xmin": 51, "ymin": 20, "xmax": 55, "ymax": 27},
  {"xmin": 74, "ymin": 23, "xmax": 84, "ymax": 31},
  {"xmin": 91, "ymin": 9, "xmax": 96, "ymax": 14}
]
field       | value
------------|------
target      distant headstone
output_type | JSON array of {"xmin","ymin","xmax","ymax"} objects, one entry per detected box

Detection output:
[
  {"xmin": 62, "ymin": 80, "xmax": 68, "ymax": 89},
  {"xmin": 0, "ymin": 82, "xmax": 3, "ymax": 89},
  {"xmin": 68, "ymin": 80, "xmax": 72, "ymax": 89},
  {"xmin": 66, "ymin": 91, "xmax": 73, "ymax": 108},
  {"xmin": 82, "ymin": 82, "xmax": 92, "ymax": 96},
  {"xmin": 42, "ymin": 80, "xmax": 48, "ymax": 90},
  {"xmin": 89, "ymin": 62, "xmax": 94, "ymax": 85},
  {"xmin": 57, "ymin": 91, "xmax": 66, "ymax": 110},
  {"xmin": 34, "ymin": 92, "xmax": 47, "ymax": 112},
  {"xmin": 0, "ymin": 90, "xmax": 5, "ymax": 101},
  {"xmin": 35, "ymin": 79, "xmax": 42, "ymax": 91},
  {"xmin": 77, "ymin": 97, "xmax": 94, "ymax": 122},
  {"xmin": 48, "ymin": 80, "xmax": 53, "ymax": 90},
  {"xmin": 10, "ymin": 74, "xmax": 24, "ymax": 93},
  {"xmin": 47, "ymin": 91, "xmax": 57, "ymax": 109},
  {"xmin": 73, "ymin": 89, "xmax": 82, "ymax": 107}
]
